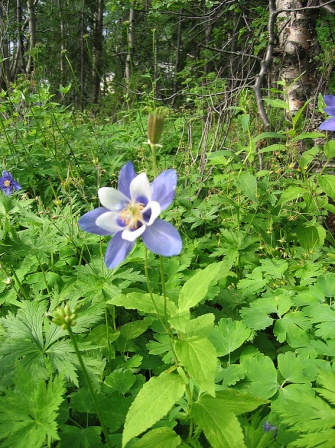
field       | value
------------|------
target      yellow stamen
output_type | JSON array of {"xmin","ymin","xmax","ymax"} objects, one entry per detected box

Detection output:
[
  {"xmin": 119, "ymin": 201, "xmax": 145, "ymax": 229},
  {"xmin": 4, "ymin": 180, "xmax": 11, "ymax": 188}
]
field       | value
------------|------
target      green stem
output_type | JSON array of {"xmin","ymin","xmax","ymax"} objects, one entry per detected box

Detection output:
[{"xmin": 67, "ymin": 326, "xmax": 112, "ymax": 448}]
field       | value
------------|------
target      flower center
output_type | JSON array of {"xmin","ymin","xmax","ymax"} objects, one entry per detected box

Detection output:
[
  {"xmin": 119, "ymin": 201, "xmax": 144, "ymax": 229},
  {"xmin": 3, "ymin": 180, "xmax": 11, "ymax": 188}
]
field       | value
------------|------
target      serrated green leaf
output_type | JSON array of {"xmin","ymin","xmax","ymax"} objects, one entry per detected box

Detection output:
[
  {"xmin": 178, "ymin": 262, "xmax": 222, "ymax": 311},
  {"xmin": 277, "ymin": 186, "xmax": 307, "ymax": 206},
  {"xmin": 109, "ymin": 292, "xmax": 178, "ymax": 317},
  {"xmin": 191, "ymin": 396, "xmax": 246, "ymax": 448},
  {"xmin": 318, "ymin": 174, "xmax": 335, "ymax": 202},
  {"xmin": 183, "ymin": 313, "xmax": 215, "ymax": 338},
  {"xmin": 210, "ymin": 318, "xmax": 252, "ymax": 357},
  {"xmin": 316, "ymin": 369, "xmax": 335, "ymax": 406},
  {"xmin": 105, "ymin": 370, "xmax": 136, "ymax": 395},
  {"xmin": 215, "ymin": 390, "xmax": 268, "ymax": 415},
  {"xmin": 242, "ymin": 355, "xmax": 279, "ymax": 399},
  {"xmin": 122, "ymin": 372, "xmax": 185, "ymax": 447},
  {"xmin": 131, "ymin": 427, "xmax": 181, "ymax": 448},
  {"xmin": 241, "ymin": 294, "xmax": 292, "ymax": 330},
  {"xmin": 59, "ymin": 425, "xmax": 103, "ymax": 448},
  {"xmin": 221, "ymin": 364, "xmax": 247, "ymax": 387},
  {"xmin": 175, "ymin": 337, "xmax": 216, "ymax": 396},
  {"xmin": 277, "ymin": 351, "xmax": 318, "ymax": 384},
  {"xmin": 235, "ymin": 172, "xmax": 257, "ymax": 202},
  {"xmin": 0, "ymin": 369, "xmax": 65, "ymax": 448}
]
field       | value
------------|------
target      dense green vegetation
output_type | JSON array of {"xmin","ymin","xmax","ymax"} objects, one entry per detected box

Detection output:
[{"xmin": 2, "ymin": 1, "xmax": 335, "ymax": 448}]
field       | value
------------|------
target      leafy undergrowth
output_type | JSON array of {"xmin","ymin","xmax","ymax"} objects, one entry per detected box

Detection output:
[{"xmin": 1, "ymin": 86, "xmax": 335, "ymax": 447}]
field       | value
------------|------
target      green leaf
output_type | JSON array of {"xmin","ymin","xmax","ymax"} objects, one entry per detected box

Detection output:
[
  {"xmin": 318, "ymin": 174, "xmax": 335, "ymax": 202},
  {"xmin": 109, "ymin": 292, "xmax": 178, "ymax": 317},
  {"xmin": 292, "ymin": 131, "xmax": 325, "ymax": 141},
  {"xmin": 215, "ymin": 390, "xmax": 268, "ymax": 415},
  {"xmin": 59, "ymin": 426, "xmax": 103, "ymax": 448},
  {"xmin": 296, "ymin": 222, "xmax": 326, "ymax": 250},
  {"xmin": 0, "ymin": 369, "xmax": 65, "ymax": 448},
  {"xmin": 210, "ymin": 318, "xmax": 252, "ymax": 357},
  {"xmin": 178, "ymin": 262, "xmax": 222, "ymax": 311},
  {"xmin": 241, "ymin": 355, "xmax": 279, "ymax": 399},
  {"xmin": 235, "ymin": 172, "xmax": 257, "ymax": 202},
  {"xmin": 241, "ymin": 294, "xmax": 293, "ymax": 330},
  {"xmin": 277, "ymin": 186, "xmax": 307, "ymax": 206},
  {"xmin": 191, "ymin": 396, "xmax": 246, "ymax": 448},
  {"xmin": 323, "ymin": 140, "xmax": 335, "ymax": 160},
  {"xmin": 258, "ymin": 143, "xmax": 286, "ymax": 154},
  {"xmin": 116, "ymin": 318, "xmax": 152, "ymax": 352},
  {"xmin": 131, "ymin": 427, "xmax": 181, "ymax": 448},
  {"xmin": 104, "ymin": 370, "xmax": 137, "ymax": 395},
  {"xmin": 122, "ymin": 372, "xmax": 186, "ymax": 447},
  {"xmin": 277, "ymin": 351, "xmax": 318, "ymax": 384},
  {"xmin": 263, "ymin": 98, "xmax": 289, "ymax": 110},
  {"xmin": 183, "ymin": 313, "xmax": 215, "ymax": 338},
  {"xmin": 175, "ymin": 337, "xmax": 217, "ymax": 396}
]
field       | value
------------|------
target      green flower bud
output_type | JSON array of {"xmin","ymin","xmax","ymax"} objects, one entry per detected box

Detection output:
[
  {"xmin": 147, "ymin": 109, "xmax": 166, "ymax": 145},
  {"xmin": 52, "ymin": 304, "xmax": 77, "ymax": 328}
]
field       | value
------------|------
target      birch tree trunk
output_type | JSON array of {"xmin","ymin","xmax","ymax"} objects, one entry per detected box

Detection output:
[
  {"xmin": 125, "ymin": 6, "xmax": 134, "ymax": 86},
  {"xmin": 275, "ymin": 0, "xmax": 320, "ymax": 114}
]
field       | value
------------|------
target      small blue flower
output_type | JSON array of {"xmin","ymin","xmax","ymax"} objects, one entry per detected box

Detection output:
[
  {"xmin": 79, "ymin": 162, "xmax": 182, "ymax": 268},
  {"xmin": 0, "ymin": 171, "xmax": 21, "ymax": 196},
  {"xmin": 320, "ymin": 95, "xmax": 335, "ymax": 131}
]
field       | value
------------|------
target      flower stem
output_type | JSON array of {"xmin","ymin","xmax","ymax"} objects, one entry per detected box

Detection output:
[{"xmin": 67, "ymin": 326, "xmax": 112, "ymax": 447}]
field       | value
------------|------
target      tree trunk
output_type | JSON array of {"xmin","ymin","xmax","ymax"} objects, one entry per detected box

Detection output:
[
  {"xmin": 125, "ymin": 7, "xmax": 134, "ymax": 86},
  {"xmin": 26, "ymin": 0, "xmax": 37, "ymax": 74},
  {"xmin": 275, "ymin": 0, "xmax": 320, "ymax": 114},
  {"xmin": 92, "ymin": 0, "xmax": 104, "ymax": 103}
]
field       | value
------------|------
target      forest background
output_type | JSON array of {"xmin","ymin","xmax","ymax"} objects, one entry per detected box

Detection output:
[{"xmin": 2, "ymin": 1, "xmax": 335, "ymax": 448}]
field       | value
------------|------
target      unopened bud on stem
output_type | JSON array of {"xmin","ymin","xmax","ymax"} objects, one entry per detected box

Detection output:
[{"xmin": 147, "ymin": 109, "xmax": 166, "ymax": 145}]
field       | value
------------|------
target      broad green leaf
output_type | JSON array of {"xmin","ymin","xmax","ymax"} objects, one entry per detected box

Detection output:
[
  {"xmin": 292, "ymin": 131, "xmax": 324, "ymax": 141},
  {"xmin": 117, "ymin": 318, "xmax": 152, "ymax": 352},
  {"xmin": 305, "ymin": 303, "xmax": 335, "ymax": 339},
  {"xmin": 122, "ymin": 372, "xmax": 185, "ymax": 447},
  {"xmin": 178, "ymin": 262, "xmax": 222, "ymax": 311},
  {"xmin": 105, "ymin": 370, "xmax": 137, "ymax": 395},
  {"xmin": 277, "ymin": 351, "xmax": 318, "ymax": 384},
  {"xmin": 220, "ymin": 364, "xmax": 247, "ymax": 387},
  {"xmin": 235, "ymin": 172, "xmax": 257, "ymax": 202},
  {"xmin": 252, "ymin": 131, "xmax": 286, "ymax": 143},
  {"xmin": 175, "ymin": 337, "xmax": 216, "ymax": 396},
  {"xmin": 183, "ymin": 313, "xmax": 215, "ymax": 338},
  {"xmin": 59, "ymin": 426, "xmax": 103, "ymax": 448},
  {"xmin": 309, "ymin": 273, "xmax": 335, "ymax": 300},
  {"xmin": 263, "ymin": 98, "xmax": 289, "ymax": 110},
  {"xmin": 192, "ymin": 396, "xmax": 246, "ymax": 448},
  {"xmin": 296, "ymin": 223, "xmax": 326, "ymax": 250},
  {"xmin": 318, "ymin": 174, "xmax": 335, "ymax": 202},
  {"xmin": 215, "ymin": 389, "xmax": 268, "ymax": 415},
  {"xmin": 258, "ymin": 143, "xmax": 286, "ymax": 154},
  {"xmin": 131, "ymin": 427, "xmax": 181, "ymax": 448},
  {"xmin": 210, "ymin": 318, "xmax": 252, "ymax": 357},
  {"xmin": 109, "ymin": 292, "xmax": 178, "ymax": 317},
  {"xmin": 274, "ymin": 311, "xmax": 311, "ymax": 346},
  {"xmin": 242, "ymin": 355, "xmax": 279, "ymax": 399},
  {"xmin": 323, "ymin": 140, "xmax": 335, "ymax": 160},
  {"xmin": 241, "ymin": 294, "xmax": 292, "ymax": 330},
  {"xmin": 298, "ymin": 147, "xmax": 319, "ymax": 170},
  {"xmin": 277, "ymin": 186, "xmax": 307, "ymax": 206}
]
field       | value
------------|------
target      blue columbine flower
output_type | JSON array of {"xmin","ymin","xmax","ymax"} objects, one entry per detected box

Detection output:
[
  {"xmin": 79, "ymin": 162, "xmax": 182, "ymax": 268},
  {"xmin": 0, "ymin": 171, "xmax": 22, "ymax": 196},
  {"xmin": 320, "ymin": 95, "xmax": 335, "ymax": 131}
]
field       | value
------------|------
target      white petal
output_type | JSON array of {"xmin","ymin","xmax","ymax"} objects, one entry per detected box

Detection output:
[
  {"xmin": 98, "ymin": 187, "xmax": 129, "ymax": 211},
  {"xmin": 96, "ymin": 211, "xmax": 125, "ymax": 233},
  {"xmin": 130, "ymin": 173, "xmax": 152, "ymax": 203},
  {"xmin": 122, "ymin": 225, "xmax": 146, "ymax": 242},
  {"xmin": 144, "ymin": 201, "xmax": 161, "ymax": 226}
]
